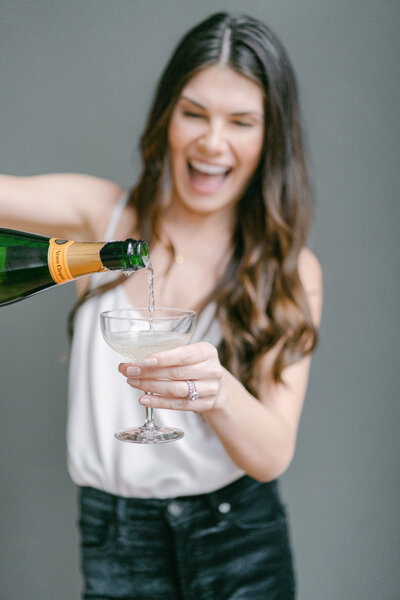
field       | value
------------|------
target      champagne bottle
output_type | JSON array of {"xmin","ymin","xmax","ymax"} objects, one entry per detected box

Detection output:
[{"xmin": 0, "ymin": 228, "xmax": 149, "ymax": 306}]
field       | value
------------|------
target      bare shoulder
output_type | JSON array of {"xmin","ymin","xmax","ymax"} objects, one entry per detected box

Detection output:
[
  {"xmin": 298, "ymin": 248, "xmax": 323, "ymax": 324},
  {"xmin": 298, "ymin": 247, "xmax": 323, "ymax": 292},
  {"xmin": 75, "ymin": 175, "xmax": 126, "ymax": 240}
]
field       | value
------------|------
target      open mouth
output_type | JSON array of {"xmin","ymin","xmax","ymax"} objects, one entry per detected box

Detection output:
[{"xmin": 187, "ymin": 159, "xmax": 232, "ymax": 193}]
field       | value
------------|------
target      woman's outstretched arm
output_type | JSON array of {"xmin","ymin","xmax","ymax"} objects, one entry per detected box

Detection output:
[{"xmin": 0, "ymin": 173, "xmax": 122, "ymax": 241}]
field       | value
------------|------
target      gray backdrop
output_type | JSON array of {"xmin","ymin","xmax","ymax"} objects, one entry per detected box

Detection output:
[{"xmin": 1, "ymin": 1, "xmax": 399, "ymax": 599}]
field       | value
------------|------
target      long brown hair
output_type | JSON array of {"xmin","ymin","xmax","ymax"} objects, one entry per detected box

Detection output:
[{"xmin": 70, "ymin": 13, "xmax": 318, "ymax": 394}]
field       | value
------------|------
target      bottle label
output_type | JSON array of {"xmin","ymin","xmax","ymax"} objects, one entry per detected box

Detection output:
[{"xmin": 48, "ymin": 238, "xmax": 74, "ymax": 283}]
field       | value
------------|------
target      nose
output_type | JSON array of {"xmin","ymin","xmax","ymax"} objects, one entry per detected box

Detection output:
[{"xmin": 197, "ymin": 120, "xmax": 227, "ymax": 155}]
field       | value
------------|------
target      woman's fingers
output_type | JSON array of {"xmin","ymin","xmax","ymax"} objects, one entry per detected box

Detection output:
[
  {"xmin": 119, "ymin": 342, "xmax": 223, "ymax": 381},
  {"xmin": 126, "ymin": 377, "xmax": 219, "ymax": 399},
  {"xmin": 118, "ymin": 341, "xmax": 223, "ymax": 413},
  {"xmin": 138, "ymin": 393, "xmax": 215, "ymax": 413},
  {"xmin": 124, "ymin": 361, "xmax": 219, "ymax": 381},
  {"xmin": 143, "ymin": 341, "xmax": 218, "ymax": 368}
]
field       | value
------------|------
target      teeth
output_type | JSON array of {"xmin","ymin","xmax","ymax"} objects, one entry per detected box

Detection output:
[{"xmin": 190, "ymin": 160, "xmax": 230, "ymax": 176}]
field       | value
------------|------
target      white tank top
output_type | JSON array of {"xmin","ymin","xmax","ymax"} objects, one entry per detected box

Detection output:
[{"xmin": 66, "ymin": 196, "xmax": 244, "ymax": 498}]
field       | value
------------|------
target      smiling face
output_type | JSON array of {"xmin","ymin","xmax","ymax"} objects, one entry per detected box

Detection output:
[{"xmin": 167, "ymin": 65, "xmax": 265, "ymax": 217}]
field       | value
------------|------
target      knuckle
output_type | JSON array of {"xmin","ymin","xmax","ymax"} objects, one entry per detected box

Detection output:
[
  {"xmin": 209, "ymin": 381, "xmax": 220, "ymax": 396},
  {"xmin": 200, "ymin": 342, "xmax": 217, "ymax": 358},
  {"xmin": 210, "ymin": 363, "xmax": 223, "ymax": 379}
]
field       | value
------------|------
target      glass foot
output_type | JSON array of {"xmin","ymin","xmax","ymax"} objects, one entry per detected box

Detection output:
[{"xmin": 115, "ymin": 423, "xmax": 184, "ymax": 444}]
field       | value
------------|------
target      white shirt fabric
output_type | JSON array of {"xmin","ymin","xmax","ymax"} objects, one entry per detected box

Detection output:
[{"xmin": 66, "ymin": 197, "xmax": 244, "ymax": 498}]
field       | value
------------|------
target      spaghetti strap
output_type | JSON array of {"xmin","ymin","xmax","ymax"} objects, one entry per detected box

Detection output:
[{"xmin": 87, "ymin": 191, "xmax": 129, "ymax": 292}]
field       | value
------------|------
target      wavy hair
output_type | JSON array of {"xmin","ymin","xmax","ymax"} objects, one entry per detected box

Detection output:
[{"xmin": 70, "ymin": 12, "xmax": 318, "ymax": 393}]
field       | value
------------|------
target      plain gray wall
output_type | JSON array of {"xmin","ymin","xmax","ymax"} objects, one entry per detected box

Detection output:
[{"xmin": 1, "ymin": 1, "xmax": 399, "ymax": 599}]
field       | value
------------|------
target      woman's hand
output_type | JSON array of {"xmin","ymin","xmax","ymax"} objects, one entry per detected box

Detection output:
[{"xmin": 118, "ymin": 342, "xmax": 224, "ymax": 413}]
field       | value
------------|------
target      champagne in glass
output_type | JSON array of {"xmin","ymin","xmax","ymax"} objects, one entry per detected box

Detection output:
[{"xmin": 100, "ymin": 307, "xmax": 196, "ymax": 444}]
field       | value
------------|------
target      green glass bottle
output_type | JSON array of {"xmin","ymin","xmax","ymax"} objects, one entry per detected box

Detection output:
[{"xmin": 0, "ymin": 228, "xmax": 149, "ymax": 307}]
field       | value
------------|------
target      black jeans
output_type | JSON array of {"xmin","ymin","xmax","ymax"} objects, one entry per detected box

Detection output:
[{"xmin": 79, "ymin": 476, "xmax": 296, "ymax": 599}]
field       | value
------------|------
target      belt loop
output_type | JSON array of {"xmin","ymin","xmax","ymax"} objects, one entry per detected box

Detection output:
[{"xmin": 115, "ymin": 496, "xmax": 127, "ymax": 521}]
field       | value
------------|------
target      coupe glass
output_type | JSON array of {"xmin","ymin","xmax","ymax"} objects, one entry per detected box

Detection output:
[{"xmin": 100, "ymin": 307, "xmax": 196, "ymax": 444}]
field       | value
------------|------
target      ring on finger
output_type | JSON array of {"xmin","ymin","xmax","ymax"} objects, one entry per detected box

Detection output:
[{"xmin": 185, "ymin": 379, "xmax": 199, "ymax": 402}]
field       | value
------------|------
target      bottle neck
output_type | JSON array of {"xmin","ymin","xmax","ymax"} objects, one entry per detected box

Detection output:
[
  {"xmin": 100, "ymin": 239, "xmax": 149, "ymax": 271},
  {"xmin": 48, "ymin": 238, "xmax": 149, "ymax": 284}
]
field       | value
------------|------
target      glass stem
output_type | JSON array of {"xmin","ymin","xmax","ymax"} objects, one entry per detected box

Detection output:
[{"xmin": 145, "ymin": 407, "xmax": 155, "ymax": 426}]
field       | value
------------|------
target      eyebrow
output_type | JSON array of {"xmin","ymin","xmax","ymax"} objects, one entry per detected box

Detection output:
[{"xmin": 180, "ymin": 95, "xmax": 263, "ymax": 118}]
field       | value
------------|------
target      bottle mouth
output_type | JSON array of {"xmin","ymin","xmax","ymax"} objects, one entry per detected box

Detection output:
[
  {"xmin": 100, "ymin": 238, "xmax": 150, "ymax": 271},
  {"xmin": 136, "ymin": 240, "xmax": 149, "ymax": 258},
  {"xmin": 126, "ymin": 239, "xmax": 149, "ymax": 269}
]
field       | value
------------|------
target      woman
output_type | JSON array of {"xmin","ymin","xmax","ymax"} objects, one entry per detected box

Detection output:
[{"xmin": 1, "ymin": 12, "xmax": 322, "ymax": 600}]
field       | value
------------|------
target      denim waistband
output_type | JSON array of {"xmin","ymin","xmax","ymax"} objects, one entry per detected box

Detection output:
[{"xmin": 80, "ymin": 475, "xmax": 279, "ymax": 517}]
